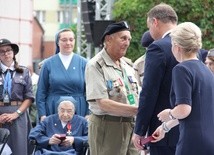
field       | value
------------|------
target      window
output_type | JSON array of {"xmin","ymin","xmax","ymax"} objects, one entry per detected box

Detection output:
[
  {"xmin": 35, "ymin": 11, "xmax": 46, "ymax": 23},
  {"xmin": 57, "ymin": 10, "xmax": 70, "ymax": 24},
  {"xmin": 59, "ymin": 0, "xmax": 77, "ymax": 5}
]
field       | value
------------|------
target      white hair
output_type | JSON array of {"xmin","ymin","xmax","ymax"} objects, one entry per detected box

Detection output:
[{"xmin": 58, "ymin": 100, "xmax": 75, "ymax": 112}]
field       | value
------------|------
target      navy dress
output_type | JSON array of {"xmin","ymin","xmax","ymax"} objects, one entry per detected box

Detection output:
[
  {"xmin": 170, "ymin": 60, "xmax": 214, "ymax": 155},
  {"xmin": 36, "ymin": 54, "xmax": 88, "ymax": 118}
]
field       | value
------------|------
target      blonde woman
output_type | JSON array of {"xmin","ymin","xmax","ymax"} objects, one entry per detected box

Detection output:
[{"xmin": 152, "ymin": 22, "xmax": 214, "ymax": 155}]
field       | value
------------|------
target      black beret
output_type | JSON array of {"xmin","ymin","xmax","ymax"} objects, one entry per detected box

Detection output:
[
  {"xmin": 141, "ymin": 31, "xmax": 154, "ymax": 48},
  {"xmin": 0, "ymin": 38, "xmax": 19, "ymax": 55},
  {"xmin": 101, "ymin": 21, "xmax": 130, "ymax": 43}
]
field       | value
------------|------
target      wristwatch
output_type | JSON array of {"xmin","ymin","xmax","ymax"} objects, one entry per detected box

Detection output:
[{"xmin": 16, "ymin": 109, "xmax": 23, "ymax": 116}]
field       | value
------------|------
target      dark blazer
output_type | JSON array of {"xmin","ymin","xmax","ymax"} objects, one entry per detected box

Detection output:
[
  {"xmin": 29, "ymin": 114, "xmax": 88, "ymax": 155},
  {"xmin": 134, "ymin": 34, "xmax": 179, "ymax": 147}
]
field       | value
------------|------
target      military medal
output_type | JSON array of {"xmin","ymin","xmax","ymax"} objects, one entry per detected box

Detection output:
[{"xmin": 66, "ymin": 122, "xmax": 72, "ymax": 136}]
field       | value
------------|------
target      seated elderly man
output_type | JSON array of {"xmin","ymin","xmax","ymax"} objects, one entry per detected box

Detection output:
[{"xmin": 29, "ymin": 97, "xmax": 88, "ymax": 155}]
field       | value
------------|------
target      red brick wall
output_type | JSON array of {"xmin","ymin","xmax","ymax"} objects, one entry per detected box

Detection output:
[
  {"xmin": 43, "ymin": 41, "xmax": 55, "ymax": 58},
  {"xmin": 32, "ymin": 17, "xmax": 44, "ymax": 60}
]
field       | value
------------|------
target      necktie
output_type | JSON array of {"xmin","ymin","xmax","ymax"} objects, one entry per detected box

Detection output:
[{"xmin": 3, "ymin": 69, "xmax": 12, "ymax": 97}]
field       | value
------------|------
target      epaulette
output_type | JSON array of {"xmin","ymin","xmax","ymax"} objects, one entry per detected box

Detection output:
[
  {"xmin": 19, "ymin": 65, "xmax": 28, "ymax": 69},
  {"xmin": 96, "ymin": 57, "xmax": 105, "ymax": 68}
]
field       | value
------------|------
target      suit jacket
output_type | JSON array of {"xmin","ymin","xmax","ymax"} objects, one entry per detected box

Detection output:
[
  {"xmin": 134, "ymin": 34, "xmax": 179, "ymax": 146},
  {"xmin": 29, "ymin": 114, "xmax": 88, "ymax": 155}
]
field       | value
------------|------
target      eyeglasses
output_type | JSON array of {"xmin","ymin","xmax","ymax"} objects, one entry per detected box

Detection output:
[
  {"xmin": 59, "ymin": 38, "xmax": 75, "ymax": 43},
  {"xmin": 0, "ymin": 49, "xmax": 13, "ymax": 56}
]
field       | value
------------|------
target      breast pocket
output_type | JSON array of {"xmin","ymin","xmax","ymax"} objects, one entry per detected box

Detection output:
[
  {"xmin": 107, "ymin": 79, "xmax": 127, "ymax": 103},
  {"xmin": 13, "ymin": 78, "xmax": 27, "ymax": 93}
]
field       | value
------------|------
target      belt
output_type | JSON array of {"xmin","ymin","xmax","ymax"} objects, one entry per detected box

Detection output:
[
  {"xmin": 94, "ymin": 114, "xmax": 135, "ymax": 122},
  {"xmin": 0, "ymin": 101, "xmax": 22, "ymax": 106}
]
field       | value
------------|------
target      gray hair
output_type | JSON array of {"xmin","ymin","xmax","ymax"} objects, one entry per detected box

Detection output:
[
  {"xmin": 58, "ymin": 100, "xmax": 75, "ymax": 112},
  {"xmin": 147, "ymin": 3, "xmax": 178, "ymax": 24},
  {"xmin": 170, "ymin": 22, "xmax": 202, "ymax": 53}
]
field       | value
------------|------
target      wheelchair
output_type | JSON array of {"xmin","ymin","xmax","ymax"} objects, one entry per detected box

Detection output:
[
  {"xmin": 0, "ymin": 128, "xmax": 10, "ymax": 154},
  {"xmin": 29, "ymin": 138, "xmax": 90, "ymax": 155}
]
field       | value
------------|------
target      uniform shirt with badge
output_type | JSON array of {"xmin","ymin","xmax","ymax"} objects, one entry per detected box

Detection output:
[
  {"xmin": 0, "ymin": 62, "xmax": 15, "ymax": 103},
  {"xmin": 0, "ymin": 62, "xmax": 34, "ymax": 102},
  {"xmin": 86, "ymin": 49, "xmax": 139, "ymax": 116}
]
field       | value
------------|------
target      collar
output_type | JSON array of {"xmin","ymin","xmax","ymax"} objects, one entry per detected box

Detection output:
[
  {"xmin": 162, "ymin": 30, "xmax": 172, "ymax": 38},
  {"xmin": 101, "ymin": 48, "xmax": 122, "ymax": 70},
  {"xmin": 58, "ymin": 52, "xmax": 74, "ymax": 60},
  {"xmin": 1, "ymin": 62, "xmax": 15, "ymax": 73},
  {"xmin": 61, "ymin": 118, "xmax": 73, "ymax": 128},
  {"xmin": 61, "ymin": 121, "xmax": 67, "ymax": 128}
]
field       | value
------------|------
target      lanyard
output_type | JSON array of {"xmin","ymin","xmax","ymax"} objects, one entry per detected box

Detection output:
[
  {"xmin": 116, "ymin": 63, "xmax": 136, "ymax": 105},
  {"xmin": 116, "ymin": 66, "xmax": 131, "ymax": 94}
]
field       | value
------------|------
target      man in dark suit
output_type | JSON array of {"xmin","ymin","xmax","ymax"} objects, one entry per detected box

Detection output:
[{"xmin": 132, "ymin": 3, "xmax": 179, "ymax": 155}]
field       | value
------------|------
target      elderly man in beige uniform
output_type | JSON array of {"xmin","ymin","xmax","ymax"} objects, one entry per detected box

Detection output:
[{"xmin": 85, "ymin": 21, "xmax": 140, "ymax": 155}]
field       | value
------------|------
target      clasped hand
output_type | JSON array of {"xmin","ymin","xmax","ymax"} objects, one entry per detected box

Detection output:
[
  {"xmin": 49, "ymin": 134, "xmax": 74, "ymax": 146},
  {"xmin": 0, "ymin": 112, "xmax": 19, "ymax": 124},
  {"xmin": 152, "ymin": 109, "xmax": 172, "ymax": 142}
]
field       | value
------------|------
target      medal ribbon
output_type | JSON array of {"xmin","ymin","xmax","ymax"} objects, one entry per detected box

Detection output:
[{"xmin": 66, "ymin": 122, "xmax": 72, "ymax": 135}]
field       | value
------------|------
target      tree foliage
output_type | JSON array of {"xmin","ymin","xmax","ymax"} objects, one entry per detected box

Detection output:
[{"xmin": 112, "ymin": 0, "xmax": 214, "ymax": 61}]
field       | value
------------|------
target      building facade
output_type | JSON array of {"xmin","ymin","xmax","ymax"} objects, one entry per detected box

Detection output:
[
  {"xmin": 33, "ymin": 0, "xmax": 77, "ymax": 58},
  {"xmin": 0, "ymin": 0, "xmax": 33, "ymax": 66}
]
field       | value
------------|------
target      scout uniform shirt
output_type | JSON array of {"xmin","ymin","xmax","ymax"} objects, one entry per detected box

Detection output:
[
  {"xmin": 86, "ymin": 48, "xmax": 139, "ymax": 116},
  {"xmin": 0, "ymin": 63, "xmax": 34, "ymax": 101}
]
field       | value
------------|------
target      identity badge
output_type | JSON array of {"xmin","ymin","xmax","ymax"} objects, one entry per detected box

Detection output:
[
  {"xmin": 3, "ymin": 93, "xmax": 10, "ymax": 103},
  {"xmin": 127, "ymin": 94, "xmax": 135, "ymax": 105}
]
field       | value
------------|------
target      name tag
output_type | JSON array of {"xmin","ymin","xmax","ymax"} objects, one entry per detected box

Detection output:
[{"xmin": 127, "ymin": 94, "xmax": 135, "ymax": 105}]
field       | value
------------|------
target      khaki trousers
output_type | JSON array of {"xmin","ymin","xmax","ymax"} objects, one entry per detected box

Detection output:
[{"xmin": 89, "ymin": 114, "xmax": 140, "ymax": 155}]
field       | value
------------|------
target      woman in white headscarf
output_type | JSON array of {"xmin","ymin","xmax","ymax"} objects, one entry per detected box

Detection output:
[{"xmin": 36, "ymin": 28, "xmax": 89, "ymax": 122}]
